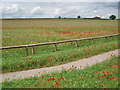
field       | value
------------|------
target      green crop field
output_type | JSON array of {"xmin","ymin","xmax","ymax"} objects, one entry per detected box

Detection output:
[{"xmin": 1, "ymin": 19, "xmax": 119, "ymax": 74}]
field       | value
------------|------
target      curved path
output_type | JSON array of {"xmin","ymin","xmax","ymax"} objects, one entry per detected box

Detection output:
[{"xmin": 1, "ymin": 49, "xmax": 119, "ymax": 82}]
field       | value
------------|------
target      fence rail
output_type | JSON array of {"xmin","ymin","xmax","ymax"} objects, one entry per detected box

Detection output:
[{"xmin": 0, "ymin": 34, "xmax": 119, "ymax": 56}]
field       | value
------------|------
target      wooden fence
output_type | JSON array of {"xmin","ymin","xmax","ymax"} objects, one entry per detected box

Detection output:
[{"xmin": 0, "ymin": 34, "xmax": 119, "ymax": 56}]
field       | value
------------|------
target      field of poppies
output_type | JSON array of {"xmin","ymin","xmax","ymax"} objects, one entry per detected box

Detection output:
[
  {"xmin": 1, "ymin": 19, "xmax": 119, "ymax": 74},
  {"xmin": 2, "ymin": 56, "xmax": 119, "ymax": 88}
]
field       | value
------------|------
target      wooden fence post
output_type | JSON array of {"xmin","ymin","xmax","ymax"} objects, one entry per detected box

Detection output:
[
  {"xmin": 32, "ymin": 46, "xmax": 35, "ymax": 54},
  {"xmin": 92, "ymin": 39, "xmax": 94, "ymax": 44},
  {"xmin": 115, "ymin": 35, "xmax": 118, "ymax": 40},
  {"xmin": 75, "ymin": 41, "xmax": 79, "ymax": 47},
  {"xmin": 54, "ymin": 43, "xmax": 57, "ymax": 51},
  {"xmin": 25, "ymin": 45, "xmax": 28, "ymax": 56}
]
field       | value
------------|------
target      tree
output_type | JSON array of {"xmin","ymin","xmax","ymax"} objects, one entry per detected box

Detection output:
[
  {"xmin": 109, "ymin": 15, "xmax": 116, "ymax": 20},
  {"xmin": 58, "ymin": 16, "xmax": 61, "ymax": 19},
  {"xmin": 77, "ymin": 16, "xmax": 81, "ymax": 18}
]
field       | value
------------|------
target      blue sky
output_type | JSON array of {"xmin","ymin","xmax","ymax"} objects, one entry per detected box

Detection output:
[{"xmin": 0, "ymin": 0, "xmax": 119, "ymax": 19}]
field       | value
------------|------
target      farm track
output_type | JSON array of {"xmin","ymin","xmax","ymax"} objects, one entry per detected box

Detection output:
[{"xmin": 1, "ymin": 49, "xmax": 119, "ymax": 82}]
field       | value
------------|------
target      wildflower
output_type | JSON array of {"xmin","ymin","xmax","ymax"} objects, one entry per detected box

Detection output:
[
  {"xmin": 110, "ymin": 77, "xmax": 114, "ymax": 80},
  {"xmin": 96, "ymin": 71, "xmax": 100, "ymax": 73},
  {"xmin": 102, "ymin": 74, "xmax": 107, "ymax": 77},
  {"xmin": 51, "ymin": 78, "xmax": 56, "ymax": 80},
  {"xmin": 57, "ymin": 79, "xmax": 61, "ymax": 80},
  {"xmin": 110, "ymin": 74, "xmax": 112, "ymax": 76},
  {"xmin": 42, "ymin": 76, "xmax": 44, "ymax": 78},
  {"xmin": 47, "ymin": 79, "xmax": 51, "ymax": 81},
  {"xmin": 34, "ymin": 79, "xmax": 38, "ymax": 80},
  {"xmin": 34, "ymin": 62, "xmax": 37, "ymax": 64},
  {"xmin": 52, "ymin": 85, "xmax": 55, "ymax": 87},
  {"xmin": 80, "ymin": 76, "xmax": 83, "ymax": 78},
  {"xmin": 58, "ymin": 84, "xmax": 61, "ymax": 86},
  {"xmin": 61, "ymin": 77, "xmax": 64, "ymax": 80},
  {"xmin": 47, "ymin": 78, "xmax": 56, "ymax": 81},
  {"xmin": 55, "ymin": 81, "xmax": 59, "ymax": 84},
  {"xmin": 34, "ymin": 85, "xmax": 38, "ymax": 87}
]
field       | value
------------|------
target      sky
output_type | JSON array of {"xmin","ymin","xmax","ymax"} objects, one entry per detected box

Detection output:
[{"xmin": 0, "ymin": 0, "xmax": 119, "ymax": 19}]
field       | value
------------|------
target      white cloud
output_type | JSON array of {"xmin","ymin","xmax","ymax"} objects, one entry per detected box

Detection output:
[
  {"xmin": 30, "ymin": 7, "xmax": 42, "ymax": 15},
  {"xmin": 0, "ymin": 2, "xmax": 118, "ymax": 19},
  {"xmin": 1, "ymin": 0, "xmax": 119, "ymax": 2}
]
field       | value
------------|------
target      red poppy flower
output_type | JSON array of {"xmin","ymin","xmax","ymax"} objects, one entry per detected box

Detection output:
[
  {"xmin": 47, "ymin": 79, "xmax": 51, "ymax": 81},
  {"xmin": 61, "ymin": 77, "xmax": 64, "ymax": 80},
  {"xmin": 52, "ymin": 85, "xmax": 55, "ymax": 87},
  {"xmin": 110, "ymin": 74, "xmax": 112, "ymax": 76},
  {"xmin": 34, "ymin": 62, "xmax": 37, "ymax": 64},
  {"xmin": 102, "ymin": 74, "xmax": 107, "ymax": 77},
  {"xmin": 55, "ymin": 81, "xmax": 59, "ymax": 84},
  {"xmin": 34, "ymin": 79, "xmax": 38, "ymax": 80},
  {"xmin": 51, "ymin": 78, "xmax": 56, "ymax": 80},
  {"xmin": 80, "ymin": 76, "xmax": 83, "ymax": 78},
  {"xmin": 40, "ymin": 81, "xmax": 42, "ymax": 82},
  {"xmin": 47, "ymin": 78, "xmax": 56, "ymax": 81},
  {"xmin": 110, "ymin": 77, "xmax": 114, "ymax": 80},
  {"xmin": 42, "ymin": 76, "xmax": 44, "ymax": 78},
  {"xmin": 34, "ymin": 85, "xmax": 38, "ymax": 87},
  {"xmin": 58, "ymin": 84, "xmax": 61, "ymax": 86},
  {"xmin": 57, "ymin": 79, "xmax": 61, "ymax": 80}
]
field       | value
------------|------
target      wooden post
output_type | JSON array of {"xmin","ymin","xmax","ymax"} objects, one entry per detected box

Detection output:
[
  {"xmin": 54, "ymin": 43, "xmax": 57, "ymax": 51},
  {"xmin": 32, "ymin": 46, "xmax": 35, "ymax": 54},
  {"xmin": 92, "ymin": 39, "xmax": 94, "ymax": 44},
  {"xmin": 115, "ymin": 35, "xmax": 118, "ymax": 40},
  {"xmin": 25, "ymin": 45, "xmax": 28, "ymax": 56},
  {"xmin": 75, "ymin": 41, "xmax": 79, "ymax": 47}
]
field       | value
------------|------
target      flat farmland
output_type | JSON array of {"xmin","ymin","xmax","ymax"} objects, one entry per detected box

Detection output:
[
  {"xmin": 2, "ymin": 19, "xmax": 118, "ymax": 46},
  {"xmin": 1, "ymin": 19, "xmax": 119, "ymax": 73}
]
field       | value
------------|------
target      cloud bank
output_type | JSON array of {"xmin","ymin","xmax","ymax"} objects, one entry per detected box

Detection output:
[{"xmin": 1, "ymin": 2, "xmax": 118, "ymax": 19}]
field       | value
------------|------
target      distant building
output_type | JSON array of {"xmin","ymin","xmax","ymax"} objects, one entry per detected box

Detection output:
[{"xmin": 93, "ymin": 16, "xmax": 101, "ymax": 19}]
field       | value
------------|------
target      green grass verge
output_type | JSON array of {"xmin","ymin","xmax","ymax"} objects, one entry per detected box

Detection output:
[
  {"xmin": 2, "ymin": 36, "xmax": 119, "ymax": 73},
  {"xmin": 2, "ymin": 56, "xmax": 119, "ymax": 88}
]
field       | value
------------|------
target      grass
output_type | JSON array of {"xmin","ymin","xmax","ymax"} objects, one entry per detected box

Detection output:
[
  {"xmin": 2, "ymin": 36, "xmax": 119, "ymax": 73},
  {"xmin": 2, "ymin": 19, "xmax": 119, "ymax": 73},
  {"xmin": 2, "ymin": 56, "xmax": 119, "ymax": 88}
]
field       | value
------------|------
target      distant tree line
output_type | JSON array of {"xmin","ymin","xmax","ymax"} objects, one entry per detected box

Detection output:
[{"xmin": 58, "ymin": 15, "xmax": 116, "ymax": 20}]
